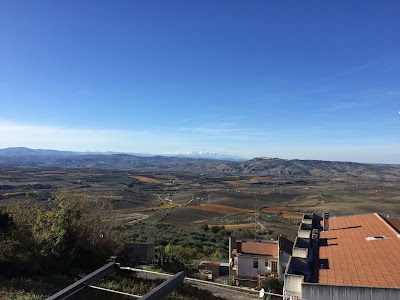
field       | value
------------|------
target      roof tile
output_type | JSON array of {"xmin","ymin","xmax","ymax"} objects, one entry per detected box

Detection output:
[
  {"xmin": 318, "ymin": 213, "xmax": 400, "ymax": 288},
  {"xmin": 235, "ymin": 240, "xmax": 279, "ymax": 257}
]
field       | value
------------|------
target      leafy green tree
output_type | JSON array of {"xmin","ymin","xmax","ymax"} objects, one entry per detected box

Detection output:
[
  {"xmin": 0, "ymin": 201, "xmax": 37, "ymax": 273},
  {"xmin": 261, "ymin": 277, "xmax": 282, "ymax": 295},
  {"xmin": 49, "ymin": 191, "xmax": 117, "ymax": 268},
  {"xmin": 210, "ymin": 225, "xmax": 221, "ymax": 233},
  {"xmin": 0, "ymin": 191, "xmax": 117, "ymax": 274},
  {"xmin": 199, "ymin": 223, "xmax": 209, "ymax": 231},
  {"xmin": 115, "ymin": 243, "xmax": 138, "ymax": 267},
  {"xmin": 0, "ymin": 206, "xmax": 13, "ymax": 234},
  {"xmin": 164, "ymin": 244, "xmax": 198, "ymax": 271},
  {"xmin": 231, "ymin": 229, "xmax": 254, "ymax": 239}
]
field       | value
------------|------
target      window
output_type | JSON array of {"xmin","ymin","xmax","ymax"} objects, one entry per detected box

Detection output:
[
  {"xmin": 253, "ymin": 259, "xmax": 258, "ymax": 269},
  {"xmin": 265, "ymin": 259, "xmax": 268, "ymax": 266},
  {"xmin": 366, "ymin": 236, "xmax": 386, "ymax": 241},
  {"xmin": 270, "ymin": 261, "xmax": 278, "ymax": 273}
]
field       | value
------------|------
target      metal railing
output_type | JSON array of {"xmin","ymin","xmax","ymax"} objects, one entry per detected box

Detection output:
[
  {"xmin": 46, "ymin": 263, "xmax": 184, "ymax": 300},
  {"xmin": 47, "ymin": 262, "xmax": 285, "ymax": 299}
]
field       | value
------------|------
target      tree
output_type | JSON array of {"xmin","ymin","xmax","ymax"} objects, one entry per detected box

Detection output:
[
  {"xmin": 0, "ymin": 206, "xmax": 13, "ymax": 234},
  {"xmin": 164, "ymin": 244, "xmax": 198, "ymax": 271},
  {"xmin": 199, "ymin": 223, "xmax": 209, "ymax": 231},
  {"xmin": 0, "ymin": 191, "xmax": 117, "ymax": 274},
  {"xmin": 231, "ymin": 229, "xmax": 254, "ymax": 239},
  {"xmin": 261, "ymin": 277, "xmax": 283, "ymax": 296},
  {"xmin": 210, "ymin": 225, "xmax": 224, "ymax": 233},
  {"xmin": 49, "ymin": 191, "xmax": 117, "ymax": 268}
]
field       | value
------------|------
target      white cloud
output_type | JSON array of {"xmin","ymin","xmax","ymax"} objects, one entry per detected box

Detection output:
[
  {"xmin": 0, "ymin": 120, "xmax": 399, "ymax": 164},
  {"xmin": 0, "ymin": 121, "xmax": 155, "ymax": 152}
]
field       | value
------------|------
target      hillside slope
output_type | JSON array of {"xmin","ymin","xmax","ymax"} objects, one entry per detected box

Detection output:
[{"xmin": 0, "ymin": 148, "xmax": 399, "ymax": 179}]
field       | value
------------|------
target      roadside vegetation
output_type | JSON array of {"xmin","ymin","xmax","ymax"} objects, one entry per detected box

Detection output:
[{"xmin": 119, "ymin": 222, "xmax": 230, "ymax": 263}]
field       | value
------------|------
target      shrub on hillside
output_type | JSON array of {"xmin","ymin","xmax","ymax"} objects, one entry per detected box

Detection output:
[{"xmin": 0, "ymin": 191, "xmax": 117, "ymax": 275}]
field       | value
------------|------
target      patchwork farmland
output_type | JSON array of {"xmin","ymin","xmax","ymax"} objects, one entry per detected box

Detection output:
[{"xmin": 1, "ymin": 161, "xmax": 400, "ymax": 241}]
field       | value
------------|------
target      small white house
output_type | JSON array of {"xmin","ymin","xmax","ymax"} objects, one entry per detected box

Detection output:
[{"xmin": 229, "ymin": 237, "xmax": 293, "ymax": 287}]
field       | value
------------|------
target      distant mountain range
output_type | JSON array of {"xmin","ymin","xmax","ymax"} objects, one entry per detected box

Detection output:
[
  {"xmin": 0, "ymin": 147, "xmax": 399, "ymax": 179},
  {"xmin": 0, "ymin": 147, "xmax": 243, "ymax": 161},
  {"xmin": 163, "ymin": 150, "xmax": 246, "ymax": 161},
  {"xmin": 0, "ymin": 147, "xmax": 79, "ymax": 156}
]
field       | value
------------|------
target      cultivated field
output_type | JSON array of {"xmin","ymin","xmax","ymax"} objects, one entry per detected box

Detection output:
[
  {"xmin": 281, "ymin": 212, "xmax": 304, "ymax": 220},
  {"xmin": 217, "ymin": 223, "xmax": 256, "ymax": 230},
  {"xmin": 263, "ymin": 206, "xmax": 291, "ymax": 212},
  {"xmin": 130, "ymin": 175, "xmax": 162, "ymax": 184},
  {"xmin": 191, "ymin": 204, "xmax": 254, "ymax": 215},
  {"xmin": 1, "ymin": 165, "xmax": 400, "ymax": 239}
]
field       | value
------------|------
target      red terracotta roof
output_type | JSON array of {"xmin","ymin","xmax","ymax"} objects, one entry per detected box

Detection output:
[
  {"xmin": 199, "ymin": 261, "xmax": 220, "ymax": 267},
  {"xmin": 318, "ymin": 213, "xmax": 400, "ymax": 288},
  {"xmin": 236, "ymin": 240, "xmax": 279, "ymax": 257}
]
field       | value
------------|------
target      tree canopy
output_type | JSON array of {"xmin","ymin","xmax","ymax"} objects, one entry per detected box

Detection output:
[{"xmin": 0, "ymin": 191, "xmax": 117, "ymax": 275}]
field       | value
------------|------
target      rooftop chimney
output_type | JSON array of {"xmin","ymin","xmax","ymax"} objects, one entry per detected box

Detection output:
[{"xmin": 323, "ymin": 212, "xmax": 330, "ymax": 231}]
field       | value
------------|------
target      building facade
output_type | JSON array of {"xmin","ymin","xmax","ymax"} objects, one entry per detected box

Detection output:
[{"xmin": 229, "ymin": 237, "xmax": 292, "ymax": 287}]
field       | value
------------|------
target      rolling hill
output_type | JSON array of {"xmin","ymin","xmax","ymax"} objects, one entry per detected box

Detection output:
[{"xmin": 0, "ymin": 147, "xmax": 399, "ymax": 179}]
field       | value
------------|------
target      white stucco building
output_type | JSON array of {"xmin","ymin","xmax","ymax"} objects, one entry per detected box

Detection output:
[{"xmin": 229, "ymin": 237, "xmax": 293, "ymax": 287}]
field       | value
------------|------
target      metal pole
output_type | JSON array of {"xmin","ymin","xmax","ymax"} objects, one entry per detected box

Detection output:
[
  {"xmin": 46, "ymin": 262, "xmax": 119, "ymax": 300},
  {"xmin": 141, "ymin": 271, "xmax": 184, "ymax": 300}
]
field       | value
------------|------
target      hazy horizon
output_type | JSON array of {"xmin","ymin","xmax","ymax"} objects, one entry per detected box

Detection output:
[
  {"xmin": 1, "ymin": 1, "xmax": 399, "ymax": 164},
  {"xmin": 2, "ymin": 144, "xmax": 400, "ymax": 165}
]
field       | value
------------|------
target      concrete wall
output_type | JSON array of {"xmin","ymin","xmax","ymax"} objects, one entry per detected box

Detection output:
[
  {"xmin": 292, "ymin": 247, "xmax": 308, "ymax": 259},
  {"xmin": 298, "ymin": 230, "xmax": 311, "ymax": 239},
  {"xmin": 302, "ymin": 283, "xmax": 400, "ymax": 300},
  {"xmin": 279, "ymin": 249, "xmax": 291, "ymax": 279},
  {"xmin": 302, "ymin": 219, "xmax": 313, "ymax": 225},
  {"xmin": 283, "ymin": 274, "xmax": 303, "ymax": 299}
]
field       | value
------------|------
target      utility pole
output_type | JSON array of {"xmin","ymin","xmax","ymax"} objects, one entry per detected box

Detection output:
[{"xmin": 254, "ymin": 191, "xmax": 257, "ymax": 240}]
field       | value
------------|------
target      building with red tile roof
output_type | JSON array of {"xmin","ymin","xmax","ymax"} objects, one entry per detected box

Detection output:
[
  {"xmin": 237, "ymin": 240, "xmax": 279, "ymax": 257},
  {"xmin": 284, "ymin": 213, "xmax": 400, "ymax": 300},
  {"xmin": 229, "ymin": 237, "xmax": 292, "ymax": 287}
]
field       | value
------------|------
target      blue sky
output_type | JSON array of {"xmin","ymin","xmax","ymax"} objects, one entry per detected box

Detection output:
[{"xmin": 1, "ymin": 1, "xmax": 399, "ymax": 163}]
